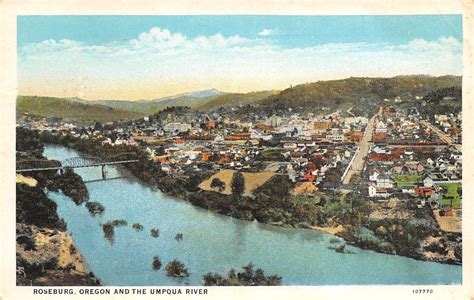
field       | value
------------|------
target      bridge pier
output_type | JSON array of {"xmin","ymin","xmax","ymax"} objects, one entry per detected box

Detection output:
[
  {"xmin": 58, "ymin": 168, "xmax": 64, "ymax": 175},
  {"xmin": 101, "ymin": 165, "xmax": 108, "ymax": 180}
]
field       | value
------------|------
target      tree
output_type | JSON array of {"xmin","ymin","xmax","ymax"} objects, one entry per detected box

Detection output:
[
  {"xmin": 202, "ymin": 263, "xmax": 282, "ymax": 286},
  {"xmin": 210, "ymin": 178, "xmax": 225, "ymax": 192},
  {"xmin": 231, "ymin": 172, "xmax": 245, "ymax": 196},
  {"xmin": 152, "ymin": 256, "xmax": 162, "ymax": 270},
  {"xmin": 165, "ymin": 259, "xmax": 189, "ymax": 277},
  {"xmin": 150, "ymin": 228, "xmax": 159, "ymax": 238}
]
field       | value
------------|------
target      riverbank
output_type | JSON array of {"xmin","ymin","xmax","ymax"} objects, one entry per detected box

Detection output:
[
  {"xmin": 37, "ymin": 131, "xmax": 461, "ymax": 266},
  {"xmin": 16, "ymin": 127, "xmax": 100, "ymax": 285},
  {"xmin": 310, "ymin": 225, "xmax": 345, "ymax": 235},
  {"xmin": 16, "ymin": 223, "xmax": 101, "ymax": 286}
]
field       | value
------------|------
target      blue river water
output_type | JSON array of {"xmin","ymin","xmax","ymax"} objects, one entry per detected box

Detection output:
[{"xmin": 44, "ymin": 144, "xmax": 462, "ymax": 286}]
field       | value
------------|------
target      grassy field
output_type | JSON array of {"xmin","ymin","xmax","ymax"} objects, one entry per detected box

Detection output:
[
  {"xmin": 395, "ymin": 175, "xmax": 422, "ymax": 188},
  {"xmin": 199, "ymin": 169, "xmax": 276, "ymax": 196},
  {"xmin": 439, "ymin": 183, "xmax": 462, "ymax": 209},
  {"xmin": 394, "ymin": 175, "xmax": 422, "ymax": 182}
]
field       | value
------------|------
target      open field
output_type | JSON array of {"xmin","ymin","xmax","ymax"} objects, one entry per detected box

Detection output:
[
  {"xmin": 439, "ymin": 183, "xmax": 462, "ymax": 209},
  {"xmin": 433, "ymin": 209, "xmax": 461, "ymax": 233},
  {"xmin": 394, "ymin": 175, "xmax": 422, "ymax": 182},
  {"xmin": 395, "ymin": 175, "xmax": 422, "ymax": 188},
  {"xmin": 199, "ymin": 169, "xmax": 276, "ymax": 196}
]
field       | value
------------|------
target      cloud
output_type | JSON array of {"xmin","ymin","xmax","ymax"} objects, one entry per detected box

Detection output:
[
  {"xmin": 19, "ymin": 26, "xmax": 257, "ymax": 58},
  {"xmin": 17, "ymin": 29, "xmax": 462, "ymax": 100},
  {"xmin": 258, "ymin": 28, "xmax": 276, "ymax": 36},
  {"xmin": 404, "ymin": 36, "xmax": 462, "ymax": 53}
]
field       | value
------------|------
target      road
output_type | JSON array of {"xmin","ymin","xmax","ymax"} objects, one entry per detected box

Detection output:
[
  {"xmin": 420, "ymin": 120, "xmax": 462, "ymax": 152},
  {"xmin": 342, "ymin": 106, "xmax": 382, "ymax": 185}
]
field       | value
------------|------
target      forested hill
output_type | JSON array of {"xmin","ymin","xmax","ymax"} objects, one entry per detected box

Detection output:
[
  {"xmin": 197, "ymin": 91, "xmax": 277, "ymax": 111},
  {"xmin": 17, "ymin": 96, "xmax": 142, "ymax": 122},
  {"xmin": 417, "ymin": 86, "xmax": 462, "ymax": 117},
  {"xmin": 242, "ymin": 75, "xmax": 461, "ymax": 117}
]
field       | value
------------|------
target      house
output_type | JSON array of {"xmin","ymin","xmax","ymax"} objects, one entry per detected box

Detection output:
[
  {"xmin": 283, "ymin": 142, "xmax": 298, "ymax": 149},
  {"xmin": 303, "ymin": 173, "xmax": 316, "ymax": 182},
  {"xmin": 206, "ymin": 119, "xmax": 216, "ymax": 129},
  {"xmin": 375, "ymin": 121, "xmax": 387, "ymax": 133},
  {"xmin": 326, "ymin": 131, "xmax": 344, "ymax": 142},
  {"xmin": 369, "ymin": 169, "xmax": 379, "ymax": 182},
  {"xmin": 401, "ymin": 187, "xmax": 416, "ymax": 194},
  {"xmin": 439, "ymin": 206, "xmax": 454, "ymax": 217},
  {"xmin": 368, "ymin": 184, "xmax": 390, "ymax": 198},
  {"xmin": 313, "ymin": 121, "xmax": 331, "ymax": 131},
  {"xmin": 376, "ymin": 174, "xmax": 394, "ymax": 188},
  {"xmin": 163, "ymin": 122, "xmax": 192, "ymax": 133},
  {"xmin": 344, "ymin": 131, "xmax": 363, "ymax": 142},
  {"xmin": 423, "ymin": 174, "xmax": 434, "ymax": 187},
  {"xmin": 415, "ymin": 187, "xmax": 433, "ymax": 197}
]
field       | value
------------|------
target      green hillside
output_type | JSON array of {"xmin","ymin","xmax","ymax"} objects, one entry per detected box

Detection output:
[
  {"xmin": 91, "ymin": 95, "xmax": 217, "ymax": 114},
  {"xmin": 197, "ymin": 91, "xmax": 277, "ymax": 111},
  {"xmin": 251, "ymin": 75, "xmax": 461, "ymax": 117},
  {"xmin": 17, "ymin": 96, "xmax": 142, "ymax": 122},
  {"xmin": 417, "ymin": 86, "xmax": 462, "ymax": 117}
]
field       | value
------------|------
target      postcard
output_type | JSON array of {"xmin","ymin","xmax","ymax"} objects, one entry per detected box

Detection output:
[{"xmin": 1, "ymin": 0, "xmax": 473, "ymax": 299}]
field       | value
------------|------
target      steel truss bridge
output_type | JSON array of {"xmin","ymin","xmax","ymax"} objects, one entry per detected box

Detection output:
[{"xmin": 16, "ymin": 153, "xmax": 139, "ymax": 179}]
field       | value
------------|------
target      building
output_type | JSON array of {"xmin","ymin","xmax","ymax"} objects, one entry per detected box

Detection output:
[
  {"xmin": 368, "ymin": 184, "xmax": 390, "ymax": 198},
  {"xmin": 266, "ymin": 115, "xmax": 282, "ymax": 127},
  {"xmin": 163, "ymin": 122, "xmax": 192, "ymax": 133},
  {"xmin": 376, "ymin": 174, "xmax": 394, "ymax": 188}
]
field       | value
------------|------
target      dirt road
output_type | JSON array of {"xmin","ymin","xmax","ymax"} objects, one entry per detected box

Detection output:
[
  {"xmin": 420, "ymin": 120, "xmax": 461, "ymax": 152},
  {"xmin": 342, "ymin": 106, "xmax": 382, "ymax": 185}
]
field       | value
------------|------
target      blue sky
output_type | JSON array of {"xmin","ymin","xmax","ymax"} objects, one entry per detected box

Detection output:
[{"xmin": 17, "ymin": 15, "xmax": 463, "ymax": 100}]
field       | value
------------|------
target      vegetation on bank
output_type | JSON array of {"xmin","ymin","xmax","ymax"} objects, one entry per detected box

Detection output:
[
  {"xmin": 16, "ymin": 183, "xmax": 67, "ymax": 231},
  {"xmin": 16, "ymin": 127, "xmax": 100, "ymax": 285},
  {"xmin": 202, "ymin": 263, "xmax": 282, "ymax": 286}
]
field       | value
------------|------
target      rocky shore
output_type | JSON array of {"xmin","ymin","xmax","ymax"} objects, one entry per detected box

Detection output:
[{"xmin": 16, "ymin": 223, "xmax": 101, "ymax": 286}]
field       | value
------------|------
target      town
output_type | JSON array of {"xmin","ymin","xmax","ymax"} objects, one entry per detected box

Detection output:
[{"xmin": 17, "ymin": 98, "xmax": 462, "ymax": 238}]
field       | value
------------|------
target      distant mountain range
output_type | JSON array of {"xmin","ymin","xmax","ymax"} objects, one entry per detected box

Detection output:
[
  {"xmin": 17, "ymin": 75, "xmax": 462, "ymax": 122},
  {"xmin": 68, "ymin": 89, "xmax": 226, "ymax": 114}
]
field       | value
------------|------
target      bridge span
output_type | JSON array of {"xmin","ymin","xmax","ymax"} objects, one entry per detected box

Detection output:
[{"xmin": 16, "ymin": 153, "xmax": 139, "ymax": 179}]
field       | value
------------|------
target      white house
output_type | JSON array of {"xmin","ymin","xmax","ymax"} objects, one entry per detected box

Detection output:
[
  {"xmin": 369, "ymin": 169, "xmax": 380, "ymax": 182},
  {"xmin": 423, "ymin": 174, "xmax": 434, "ymax": 188},
  {"xmin": 368, "ymin": 184, "xmax": 390, "ymax": 198},
  {"xmin": 376, "ymin": 174, "xmax": 394, "ymax": 188}
]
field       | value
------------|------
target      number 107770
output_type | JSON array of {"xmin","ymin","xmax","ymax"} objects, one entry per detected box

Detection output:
[{"xmin": 412, "ymin": 289, "xmax": 433, "ymax": 294}]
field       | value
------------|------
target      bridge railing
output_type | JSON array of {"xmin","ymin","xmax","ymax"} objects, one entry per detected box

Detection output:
[{"xmin": 16, "ymin": 152, "xmax": 139, "ymax": 172}]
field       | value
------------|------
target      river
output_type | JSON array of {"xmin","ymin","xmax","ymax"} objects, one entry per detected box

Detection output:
[{"xmin": 43, "ymin": 144, "xmax": 462, "ymax": 286}]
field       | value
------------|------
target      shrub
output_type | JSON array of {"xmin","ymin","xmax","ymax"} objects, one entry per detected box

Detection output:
[{"xmin": 165, "ymin": 260, "xmax": 189, "ymax": 277}]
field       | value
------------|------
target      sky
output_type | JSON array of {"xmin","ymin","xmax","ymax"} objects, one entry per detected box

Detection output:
[{"xmin": 17, "ymin": 15, "xmax": 463, "ymax": 100}]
